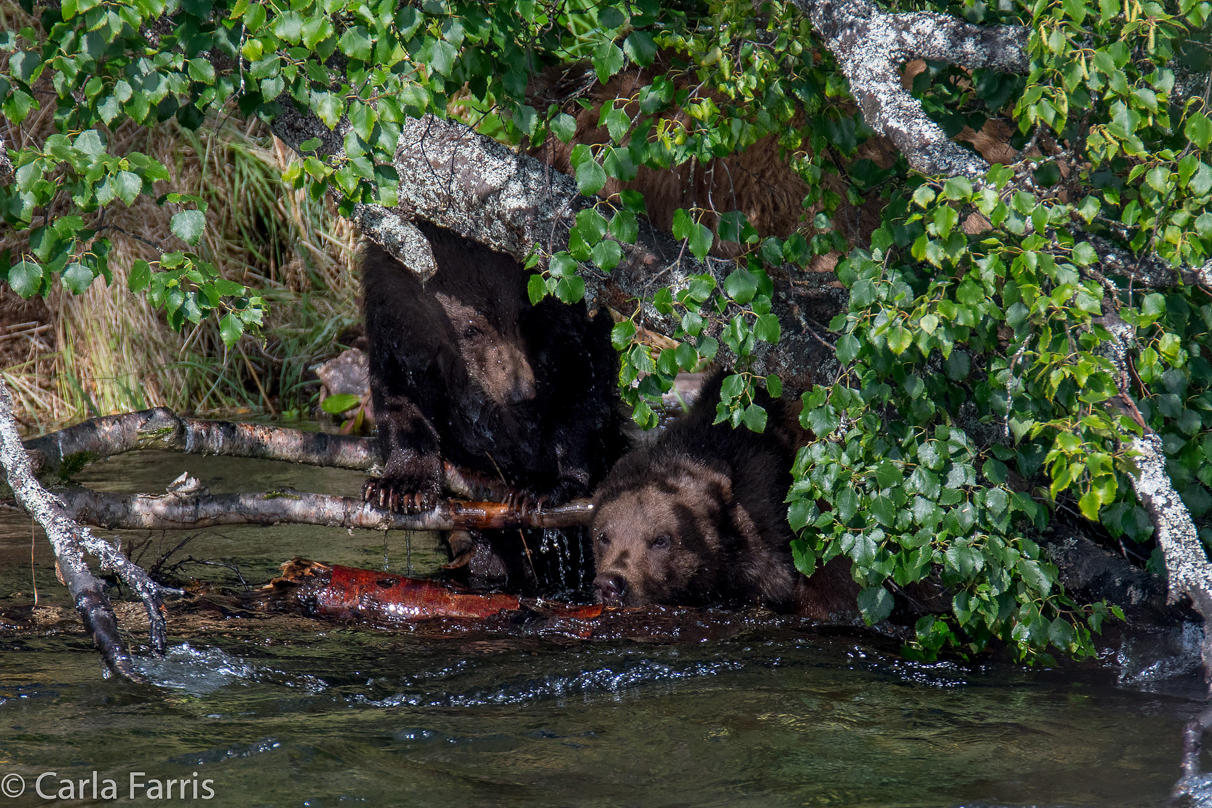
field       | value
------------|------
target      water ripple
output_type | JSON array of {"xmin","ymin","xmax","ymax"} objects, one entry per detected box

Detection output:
[{"xmin": 355, "ymin": 657, "xmax": 744, "ymax": 708}]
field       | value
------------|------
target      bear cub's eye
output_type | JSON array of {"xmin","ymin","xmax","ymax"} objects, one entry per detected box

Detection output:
[
  {"xmin": 596, "ymin": 534, "xmax": 610, "ymax": 547},
  {"xmin": 462, "ymin": 324, "xmax": 482, "ymax": 339},
  {"xmin": 650, "ymin": 534, "xmax": 671, "ymax": 549}
]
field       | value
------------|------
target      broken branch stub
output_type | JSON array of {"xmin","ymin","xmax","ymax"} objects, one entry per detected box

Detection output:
[{"xmin": 267, "ymin": 102, "xmax": 438, "ymax": 279}]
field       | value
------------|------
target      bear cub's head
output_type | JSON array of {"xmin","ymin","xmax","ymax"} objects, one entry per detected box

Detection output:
[
  {"xmin": 434, "ymin": 291, "xmax": 536, "ymax": 407},
  {"xmin": 590, "ymin": 455, "xmax": 736, "ymax": 607}
]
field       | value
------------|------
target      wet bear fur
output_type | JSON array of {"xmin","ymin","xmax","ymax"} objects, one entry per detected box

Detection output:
[
  {"xmin": 590, "ymin": 372, "xmax": 855, "ymax": 614},
  {"xmin": 361, "ymin": 221, "xmax": 625, "ymax": 593}
]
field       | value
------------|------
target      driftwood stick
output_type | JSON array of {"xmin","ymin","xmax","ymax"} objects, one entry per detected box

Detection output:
[
  {"xmin": 23, "ymin": 408, "xmax": 516, "ymax": 501},
  {"xmin": 0, "ymin": 379, "xmax": 164, "ymax": 682},
  {"xmin": 54, "ymin": 486, "xmax": 594, "ymax": 531}
]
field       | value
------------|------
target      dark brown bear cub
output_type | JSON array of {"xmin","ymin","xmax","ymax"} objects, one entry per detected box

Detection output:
[
  {"xmin": 361, "ymin": 221, "xmax": 624, "ymax": 592},
  {"xmin": 591, "ymin": 373, "xmax": 803, "ymax": 610}
]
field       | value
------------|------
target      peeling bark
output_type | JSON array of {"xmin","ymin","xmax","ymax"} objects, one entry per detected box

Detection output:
[
  {"xmin": 0, "ymin": 379, "xmax": 168, "ymax": 682},
  {"xmin": 54, "ymin": 486, "xmax": 593, "ymax": 532},
  {"xmin": 1126, "ymin": 433, "xmax": 1212, "ymax": 652}
]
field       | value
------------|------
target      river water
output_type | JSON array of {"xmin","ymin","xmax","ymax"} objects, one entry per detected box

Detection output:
[{"xmin": 0, "ymin": 450, "xmax": 1207, "ymax": 806}]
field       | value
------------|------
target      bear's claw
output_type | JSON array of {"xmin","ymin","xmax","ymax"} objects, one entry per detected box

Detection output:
[{"xmin": 362, "ymin": 476, "xmax": 442, "ymax": 515}]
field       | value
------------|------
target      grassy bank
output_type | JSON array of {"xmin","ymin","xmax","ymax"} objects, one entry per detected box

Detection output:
[{"xmin": 0, "ymin": 0, "xmax": 360, "ymax": 430}]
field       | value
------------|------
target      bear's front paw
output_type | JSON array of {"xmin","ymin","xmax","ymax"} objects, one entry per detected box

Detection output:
[
  {"xmin": 362, "ymin": 469, "xmax": 443, "ymax": 514},
  {"xmin": 503, "ymin": 487, "xmax": 544, "ymax": 516}
]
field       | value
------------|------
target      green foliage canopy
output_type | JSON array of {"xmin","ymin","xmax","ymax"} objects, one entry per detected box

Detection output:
[{"xmin": 2, "ymin": 0, "xmax": 1211, "ymax": 660}]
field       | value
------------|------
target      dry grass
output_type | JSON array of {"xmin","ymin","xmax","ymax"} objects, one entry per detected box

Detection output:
[{"xmin": 0, "ymin": 0, "xmax": 361, "ymax": 429}]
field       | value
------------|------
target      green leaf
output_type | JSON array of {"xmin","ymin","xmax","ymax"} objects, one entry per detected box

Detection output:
[
  {"xmin": 61, "ymin": 262, "xmax": 95, "ymax": 294},
  {"xmin": 171, "ymin": 210, "xmax": 206, "ymax": 245},
  {"xmin": 724, "ymin": 269, "xmax": 758, "ymax": 304},
  {"xmin": 721, "ymin": 373, "xmax": 746, "ymax": 400},
  {"xmin": 301, "ymin": 15, "xmax": 335, "ymax": 49},
  {"xmin": 128, "ymin": 259, "xmax": 152, "ymax": 293},
  {"xmin": 113, "ymin": 170, "xmax": 142, "ymax": 206},
  {"xmin": 315, "ymin": 93, "xmax": 344, "ymax": 129},
  {"xmin": 576, "ymin": 208, "xmax": 609, "ymax": 243},
  {"xmin": 1048, "ymin": 618, "xmax": 1075, "ymax": 649},
  {"xmin": 321, "ymin": 393, "xmax": 360, "ymax": 414},
  {"xmin": 611, "ymin": 319, "xmax": 636, "ymax": 350},
  {"xmin": 592, "ymin": 41, "xmax": 625, "ymax": 83},
  {"xmin": 429, "ymin": 39, "xmax": 457, "ymax": 76},
  {"xmin": 857, "ymin": 586, "xmax": 894, "ymax": 624},
  {"xmin": 742, "ymin": 403, "xmax": 767, "ymax": 432},
  {"xmin": 1072, "ymin": 242, "xmax": 1097, "ymax": 266},
  {"xmin": 688, "ymin": 222, "xmax": 712, "ymax": 262},
  {"xmin": 887, "ymin": 325, "xmax": 912, "ymax": 355},
  {"xmin": 623, "ymin": 31, "xmax": 656, "ymax": 65},
  {"xmin": 985, "ymin": 487, "xmax": 1009, "ymax": 515},
  {"xmin": 219, "ymin": 312, "xmax": 243, "ymax": 347},
  {"xmin": 527, "ymin": 273, "xmax": 546, "ymax": 305},
  {"xmin": 609, "ymin": 211, "xmax": 638, "ymax": 243},
  {"xmin": 549, "ymin": 252, "xmax": 577, "ymax": 277},
  {"xmin": 1063, "ymin": 0, "xmax": 1087, "ymax": 23},
  {"xmin": 1146, "ymin": 166, "xmax": 1170, "ymax": 193},
  {"xmin": 8, "ymin": 260, "xmax": 43, "ymax": 298},
  {"xmin": 943, "ymin": 177, "xmax": 972, "ymax": 201},
  {"xmin": 754, "ymin": 314, "xmax": 780, "ymax": 343},
  {"xmin": 1187, "ymin": 112, "xmax": 1212, "ymax": 150},
  {"xmin": 551, "ymin": 113, "xmax": 576, "ymax": 143},
  {"xmin": 576, "ymin": 158, "xmax": 607, "ymax": 195},
  {"xmin": 339, "ymin": 25, "xmax": 373, "ymax": 62},
  {"xmin": 912, "ymin": 185, "xmax": 936, "ymax": 207},
  {"xmin": 790, "ymin": 538, "xmax": 817, "ymax": 575},
  {"xmin": 1078, "ymin": 489, "xmax": 1102, "ymax": 520},
  {"xmin": 835, "ymin": 334, "xmax": 859, "ymax": 364},
  {"xmin": 187, "ymin": 59, "xmax": 215, "ymax": 85},
  {"xmin": 676, "ymin": 342, "xmax": 698, "ymax": 370},
  {"xmin": 591, "ymin": 239, "xmax": 622, "ymax": 272},
  {"xmin": 554, "ymin": 276, "xmax": 585, "ymax": 303},
  {"xmin": 875, "ymin": 461, "xmax": 901, "ymax": 488}
]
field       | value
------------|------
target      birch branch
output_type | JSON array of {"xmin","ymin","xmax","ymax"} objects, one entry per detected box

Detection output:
[
  {"xmin": 0, "ymin": 379, "xmax": 169, "ymax": 682},
  {"xmin": 1095, "ymin": 306, "xmax": 1212, "ymax": 682},
  {"xmin": 266, "ymin": 103, "xmax": 438, "ymax": 280},
  {"xmin": 793, "ymin": 0, "xmax": 1027, "ymax": 178},
  {"xmin": 24, "ymin": 408, "xmax": 518, "ymax": 502},
  {"xmin": 53, "ymin": 487, "xmax": 593, "ymax": 532}
]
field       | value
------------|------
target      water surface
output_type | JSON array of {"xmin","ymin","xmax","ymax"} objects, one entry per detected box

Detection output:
[{"xmin": 0, "ymin": 449, "xmax": 1205, "ymax": 807}]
